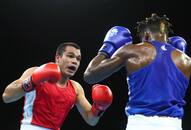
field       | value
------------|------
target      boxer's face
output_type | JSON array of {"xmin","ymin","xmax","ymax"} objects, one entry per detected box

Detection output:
[{"xmin": 56, "ymin": 46, "xmax": 81, "ymax": 77}]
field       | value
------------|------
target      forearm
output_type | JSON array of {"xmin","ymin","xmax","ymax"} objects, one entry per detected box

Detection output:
[
  {"xmin": 84, "ymin": 26, "xmax": 132, "ymax": 83},
  {"xmin": 75, "ymin": 83, "xmax": 112, "ymax": 126},
  {"xmin": 84, "ymin": 53, "xmax": 124, "ymax": 84},
  {"xmin": 2, "ymin": 80, "xmax": 25, "ymax": 103},
  {"xmin": 76, "ymin": 102, "xmax": 100, "ymax": 126},
  {"xmin": 86, "ymin": 110, "xmax": 101, "ymax": 126}
]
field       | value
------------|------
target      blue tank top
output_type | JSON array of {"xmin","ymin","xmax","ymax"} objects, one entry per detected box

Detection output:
[{"xmin": 126, "ymin": 41, "xmax": 189, "ymax": 118}]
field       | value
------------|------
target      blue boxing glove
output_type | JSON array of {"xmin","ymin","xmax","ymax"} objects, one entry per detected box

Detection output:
[
  {"xmin": 99, "ymin": 26, "xmax": 133, "ymax": 57},
  {"xmin": 168, "ymin": 36, "xmax": 187, "ymax": 53}
]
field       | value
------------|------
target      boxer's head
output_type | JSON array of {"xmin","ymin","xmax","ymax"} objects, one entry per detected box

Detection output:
[
  {"xmin": 55, "ymin": 42, "xmax": 81, "ymax": 77},
  {"xmin": 136, "ymin": 13, "xmax": 173, "ymax": 42}
]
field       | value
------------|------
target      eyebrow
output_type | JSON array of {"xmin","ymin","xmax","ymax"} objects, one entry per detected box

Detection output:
[
  {"xmin": 67, "ymin": 52, "xmax": 81, "ymax": 57},
  {"xmin": 67, "ymin": 52, "xmax": 75, "ymax": 54}
]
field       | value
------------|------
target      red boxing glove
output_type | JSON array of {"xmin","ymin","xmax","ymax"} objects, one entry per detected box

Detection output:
[
  {"xmin": 91, "ymin": 84, "xmax": 113, "ymax": 116},
  {"xmin": 22, "ymin": 62, "xmax": 62, "ymax": 92}
]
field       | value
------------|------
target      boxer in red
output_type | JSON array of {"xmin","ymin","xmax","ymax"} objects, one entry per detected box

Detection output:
[{"xmin": 2, "ymin": 42, "xmax": 113, "ymax": 130}]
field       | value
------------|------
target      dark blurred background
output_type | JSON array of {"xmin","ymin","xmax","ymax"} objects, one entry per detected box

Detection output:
[{"xmin": 0, "ymin": 0, "xmax": 191, "ymax": 130}]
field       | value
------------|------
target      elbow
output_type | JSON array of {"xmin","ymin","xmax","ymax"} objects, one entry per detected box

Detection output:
[
  {"xmin": 2, "ymin": 93, "xmax": 11, "ymax": 103},
  {"xmin": 83, "ymin": 109, "xmax": 99, "ymax": 126},
  {"xmin": 88, "ymin": 122, "xmax": 97, "ymax": 126},
  {"xmin": 86, "ymin": 118, "xmax": 98, "ymax": 126},
  {"xmin": 83, "ymin": 72, "xmax": 96, "ymax": 84}
]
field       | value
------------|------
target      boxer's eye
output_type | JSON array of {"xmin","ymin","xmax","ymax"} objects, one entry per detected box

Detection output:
[
  {"xmin": 67, "ymin": 55, "xmax": 74, "ymax": 58},
  {"xmin": 76, "ymin": 56, "xmax": 81, "ymax": 61}
]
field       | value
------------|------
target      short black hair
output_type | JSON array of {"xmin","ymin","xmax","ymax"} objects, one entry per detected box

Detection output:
[
  {"xmin": 56, "ymin": 42, "xmax": 81, "ymax": 56},
  {"xmin": 136, "ymin": 13, "xmax": 173, "ymax": 38}
]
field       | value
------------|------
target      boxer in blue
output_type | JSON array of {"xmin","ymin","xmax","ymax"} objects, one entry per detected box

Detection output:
[{"xmin": 84, "ymin": 13, "xmax": 190, "ymax": 130}]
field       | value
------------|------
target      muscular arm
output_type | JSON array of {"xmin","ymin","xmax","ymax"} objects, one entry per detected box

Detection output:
[
  {"xmin": 84, "ymin": 45, "xmax": 133, "ymax": 84},
  {"xmin": 73, "ymin": 81, "xmax": 100, "ymax": 126},
  {"xmin": 189, "ymin": 58, "xmax": 191, "ymax": 75},
  {"xmin": 2, "ymin": 67, "xmax": 37, "ymax": 103}
]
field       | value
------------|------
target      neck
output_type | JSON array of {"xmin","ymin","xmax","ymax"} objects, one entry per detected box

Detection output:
[
  {"xmin": 152, "ymin": 38, "xmax": 167, "ymax": 43},
  {"xmin": 150, "ymin": 33, "xmax": 168, "ymax": 43},
  {"xmin": 57, "ymin": 76, "xmax": 69, "ymax": 86}
]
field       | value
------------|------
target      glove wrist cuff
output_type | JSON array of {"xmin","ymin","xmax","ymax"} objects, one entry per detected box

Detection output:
[
  {"xmin": 91, "ymin": 103, "xmax": 104, "ymax": 117},
  {"xmin": 98, "ymin": 42, "xmax": 116, "ymax": 58},
  {"xmin": 22, "ymin": 76, "xmax": 35, "ymax": 92}
]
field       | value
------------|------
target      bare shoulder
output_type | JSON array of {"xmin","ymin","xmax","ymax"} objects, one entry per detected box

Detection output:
[
  {"xmin": 172, "ymin": 50, "xmax": 191, "ymax": 77},
  {"xmin": 118, "ymin": 42, "xmax": 152, "ymax": 56},
  {"xmin": 189, "ymin": 57, "xmax": 191, "ymax": 73},
  {"xmin": 186, "ymin": 54, "xmax": 191, "ymax": 73},
  {"xmin": 181, "ymin": 53, "xmax": 191, "ymax": 77},
  {"xmin": 70, "ymin": 80, "xmax": 81, "ymax": 87},
  {"xmin": 173, "ymin": 50, "xmax": 191, "ymax": 64},
  {"xmin": 70, "ymin": 80, "xmax": 84, "ymax": 95},
  {"xmin": 123, "ymin": 42, "xmax": 151, "ymax": 50}
]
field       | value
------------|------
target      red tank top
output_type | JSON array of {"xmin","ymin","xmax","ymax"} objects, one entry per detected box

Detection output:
[{"xmin": 21, "ymin": 80, "xmax": 77, "ymax": 130}]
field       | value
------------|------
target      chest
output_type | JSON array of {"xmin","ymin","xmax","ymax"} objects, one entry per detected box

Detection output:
[{"xmin": 35, "ymin": 82, "xmax": 76, "ymax": 107}]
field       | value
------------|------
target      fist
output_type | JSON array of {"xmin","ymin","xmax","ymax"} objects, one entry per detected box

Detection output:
[
  {"xmin": 168, "ymin": 36, "xmax": 187, "ymax": 53},
  {"xmin": 99, "ymin": 26, "xmax": 132, "ymax": 57},
  {"xmin": 92, "ymin": 84, "xmax": 113, "ymax": 110},
  {"xmin": 22, "ymin": 62, "xmax": 62, "ymax": 92}
]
